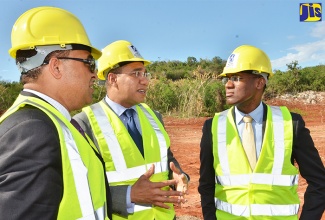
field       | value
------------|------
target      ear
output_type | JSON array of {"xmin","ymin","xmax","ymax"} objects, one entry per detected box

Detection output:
[
  {"xmin": 107, "ymin": 72, "xmax": 117, "ymax": 84},
  {"xmin": 256, "ymin": 77, "xmax": 266, "ymax": 90},
  {"xmin": 48, "ymin": 58, "xmax": 62, "ymax": 79}
]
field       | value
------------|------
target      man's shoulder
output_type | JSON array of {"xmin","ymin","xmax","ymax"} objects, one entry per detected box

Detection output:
[
  {"xmin": 72, "ymin": 110, "xmax": 92, "ymax": 133},
  {"xmin": 73, "ymin": 109, "xmax": 86, "ymax": 118},
  {"xmin": 290, "ymin": 112, "xmax": 303, "ymax": 122},
  {"xmin": 2, "ymin": 106, "xmax": 53, "ymax": 126},
  {"xmin": 153, "ymin": 110, "xmax": 162, "ymax": 117},
  {"xmin": 72, "ymin": 110, "xmax": 88, "ymax": 124},
  {"xmin": 265, "ymin": 103, "xmax": 303, "ymax": 121},
  {"xmin": 0, "ymin": 106, "xmax": 58, "ymax": 139},
  {"xmin": 276, "ymin": 104, "xmax": 303, "ymax": 120},
  {"xmin": 202, "ymin": 117, "xmax": 213, "ymax": 128}
]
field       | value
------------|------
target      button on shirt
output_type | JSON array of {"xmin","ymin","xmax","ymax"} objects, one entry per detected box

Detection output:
[{"xmin": 235, "ymin": 102, "xmax": 264, "ymax": 159}]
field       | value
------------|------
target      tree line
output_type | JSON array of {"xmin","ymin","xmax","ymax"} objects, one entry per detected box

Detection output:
[{"xmin": 1, "ymin": 58, "xmax": 325, "ymax": 117}]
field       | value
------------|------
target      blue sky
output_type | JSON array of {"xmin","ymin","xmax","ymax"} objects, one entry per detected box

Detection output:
[{"xmin": 0, "ymin": 0, "xmax": 324, "ymax": 82}]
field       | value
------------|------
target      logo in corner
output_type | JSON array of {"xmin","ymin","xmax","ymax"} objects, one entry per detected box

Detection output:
[{"xmin": 300, "ymin": 3, "xmax": 322, "ymax": 22}]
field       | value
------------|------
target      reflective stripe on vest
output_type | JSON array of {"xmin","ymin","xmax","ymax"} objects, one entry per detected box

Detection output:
[
  {"xmin": 59, "ymin": 119, "xmax": 106, "ymax": 220},
  {"xmin": 216, "ymin": 172, "xmax": 298, "ymax": 186},
  {"xmin": 216, "ymin": 106, "xmax": 298, "ymax": 186},
  {"xmin": 1, "ymin": 95, "xmax": 107, "ymax": 220},
  {"xmin": 215, "ymin": 199, "xmax": 299, "ymax": 217},
  {"xmin": 85, "ymin": 102, "xmax": 175, "ymax": 219},
  {"xmin": 58, "ymin": 119, "xmax": 95, "ymax": 219},
  {"xmin": 106, "ymin": 161, "xmax": 166, "ymax": 183},
  {"xmin": 213, "ymin": 105, "xmax": 299, "ymax": 218},
  {"xmin": 139, "ymin": 104, "xmax": 168, "ymax": 171},
  {"xmin": 89, "ymin": 102, "xmax": 168, "ymax": 183},
  {"xmin": 24, "ymin": 99, "xmax": 106, "ymax": 220}
]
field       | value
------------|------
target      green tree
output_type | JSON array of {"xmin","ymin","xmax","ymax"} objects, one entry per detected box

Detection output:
[{"xmin": 0, "ymin": 81, "xmax": 23, "ymax": 115}]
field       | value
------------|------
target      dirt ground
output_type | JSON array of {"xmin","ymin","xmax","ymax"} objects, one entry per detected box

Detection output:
[{"xmin": 165, "ymin": 98, "xmax": 325, "ymax": 220}]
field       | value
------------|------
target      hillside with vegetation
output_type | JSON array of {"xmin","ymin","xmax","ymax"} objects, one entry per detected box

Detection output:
[
  {"xmin": 1, "ymin": 58, "xmax": 325, "ymax": 117},
  {"xmin": 1, "ymin": 58, "xmax": 325, "ymax": 220}
]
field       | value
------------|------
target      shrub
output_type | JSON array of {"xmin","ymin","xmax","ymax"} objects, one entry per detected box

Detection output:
[
  {"xmin": 146, "ymin": 78, "xmax": 178, "ymax": 114},
  {"xmin": 0, "ymin": 81, "xmax": 22, "ymax": 114},
  {"xmin": 203, "ymin": 80, "xmax": 227, "ymax": 115}
]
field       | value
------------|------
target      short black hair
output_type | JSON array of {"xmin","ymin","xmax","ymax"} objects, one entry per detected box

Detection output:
[{"xmin": 70, "ymin": 44, "xmax": 91, "ymax": 53}]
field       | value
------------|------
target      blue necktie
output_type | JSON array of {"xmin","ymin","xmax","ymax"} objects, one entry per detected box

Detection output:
[{"xmin": 124, "ymin": 109, "xmax": 144, "ymax": 157}]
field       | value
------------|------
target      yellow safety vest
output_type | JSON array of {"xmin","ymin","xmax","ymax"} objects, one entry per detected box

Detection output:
[
  {"xmin": 0, "ymin": 94, "xmax": 109, "ymax": 220},
  {"xmin": 212, "ymin": 105, "xmax": 300, "ymax": 220},
  {"xmin": 82, "ymin": 101, "xmax": 175, "ymax": 220}
]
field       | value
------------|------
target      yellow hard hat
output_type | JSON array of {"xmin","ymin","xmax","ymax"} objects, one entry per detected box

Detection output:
[
  {"xmin": 220, "ymin": 45, "xmax": 273, "ymax": 78},
  {"xmin": 8, "ymin": 6, "xmax": 101, "ymax": 59},
  {"xmin": 97, "ymin": 40, "xmax": 151, "ymax": 80}
]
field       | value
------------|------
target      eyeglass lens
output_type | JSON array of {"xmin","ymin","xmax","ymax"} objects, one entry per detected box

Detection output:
[
  {"xmin": 128, "ymin": 71, "xmax": 151, "ymax": 79},
  {"xmin": 221, "ymin": 76, "xmax": 241, "ymax": 84},
  {"xmin": 57, "ymin": 57, "xmax": 96, "ymax": 73}
]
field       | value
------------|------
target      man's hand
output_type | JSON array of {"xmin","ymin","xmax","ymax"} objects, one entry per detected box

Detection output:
[
  {"xmin": 130, "ymin": 164, "xmax": 183, "ymax": 209},
  {"xmin": 170, "ymin": 161, "xmax": 189, "ymax": 204}
]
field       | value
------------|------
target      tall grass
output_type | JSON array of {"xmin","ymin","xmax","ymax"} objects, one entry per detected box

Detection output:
[{"xmin": 146, "ymin": 67, "xmax": 227, "ymax": 117}]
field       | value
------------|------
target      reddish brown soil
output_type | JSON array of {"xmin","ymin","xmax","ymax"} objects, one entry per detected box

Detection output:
[{"xmin": 165, "ymin": 98, "xmax": 325, "ymax": 220}]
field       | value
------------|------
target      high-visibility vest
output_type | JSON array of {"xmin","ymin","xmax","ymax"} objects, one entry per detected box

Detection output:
[
  {"xmin": 82, "ymin": 101, "xmax": 175, "ymax": 220},
  {"xmin": 0, "ymin": 94, "xmax": 109, "ymax": 220},
  {"xmin": 212, "ymin": 105, "xmax": 300, "ymax": 220}
]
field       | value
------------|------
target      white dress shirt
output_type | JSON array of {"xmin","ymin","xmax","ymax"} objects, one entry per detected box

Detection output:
[
  {"xmin": 235, "ymin": 102, "xmax": 264, "ymax": 159},
  {"xmin": 24, "ymin": 89, "xmax": 71, "ymax": 120}
]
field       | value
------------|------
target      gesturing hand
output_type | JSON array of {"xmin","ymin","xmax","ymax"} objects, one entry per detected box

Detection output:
[
  {"xmin": 170, "ymin": 161, "xmax": 189, "ymax": 204},
  {"xmin": 130, "ymin": 164, "xmax": 183, "ymax": 209}
]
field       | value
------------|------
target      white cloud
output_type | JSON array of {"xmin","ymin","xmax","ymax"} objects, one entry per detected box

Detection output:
[
  {"xmin": 271, "ymin": 23, "xmax": 325, "ymax": 70},
  {"xmin": 310, "ymin": 22, "xmax": 325, "ymax": 38}
]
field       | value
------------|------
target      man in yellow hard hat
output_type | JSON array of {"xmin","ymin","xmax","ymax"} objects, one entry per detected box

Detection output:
[
  {"xmin": 0, "ymin": 6, "xmax": 111, "ymax": 220},
  {"xmin": 73, "ymin": 40, "xmax": 189, "ymax": 220},
  {"xmin": 198, "ymin": 45, "xmax": 325, "ymax": 219}
]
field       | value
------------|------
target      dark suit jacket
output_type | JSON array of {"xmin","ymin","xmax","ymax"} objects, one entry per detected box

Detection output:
[
  {"xmin": 0, "ymin": 101, "xmax": 62, "ymax": 219},
  {"xmin": 0, "ymin": 92, "xmax": 112, "ymax": 220},
  {"xmin": 73, "ymin": 100, "xmax": 188, "ymax": 217},
  {"xmin": 198, "ymin": 104, "xmax": 325, "ymax": 220}
]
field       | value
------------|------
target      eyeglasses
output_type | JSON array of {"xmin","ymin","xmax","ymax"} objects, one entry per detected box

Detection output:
[
  {"xmin": 57, "ymin": 57, "xmax": 96, "ymax": 73},
  {"xmin": 221, "ymin": 76, "xmax": 243, "ymax": 84},
  {"xmin": 221, "ymin": 75, "xmax": 261, "ymax": 85},
  {"xmin": 122, "ymin": 71, "xmax": 151, "ymax": 79}
]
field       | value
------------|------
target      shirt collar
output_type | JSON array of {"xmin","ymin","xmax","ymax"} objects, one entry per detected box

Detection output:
[
  {"xmin": 23, "ymin": 89, "xmax": 71, "ymax": 120},
  {"xmin": 105, "ymin": 96, "xmax": 137, "ymax": 116},
  {"xmin": 235, "ymin": 102, "xmax": 264, "ymax": 125}
]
